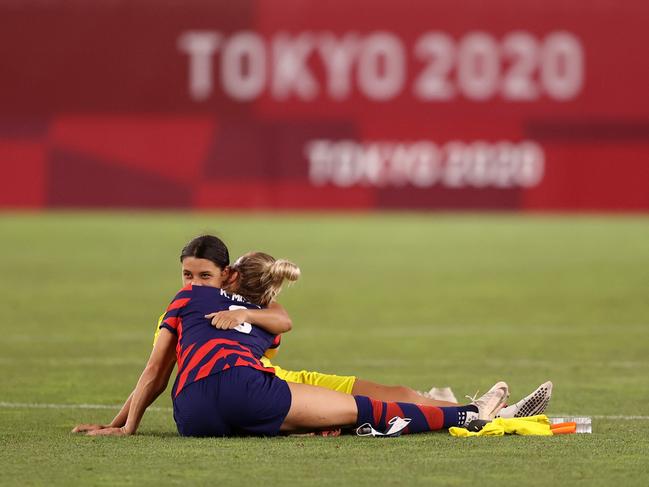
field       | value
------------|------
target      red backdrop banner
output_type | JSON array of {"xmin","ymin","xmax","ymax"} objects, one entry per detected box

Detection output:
[{"xmin": 1, "ymin": 0, "xmax": 648, "ymax": 210}]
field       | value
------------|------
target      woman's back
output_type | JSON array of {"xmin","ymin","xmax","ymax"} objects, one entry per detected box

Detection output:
[{"xmin": 160, "ymin": 284, "xmax": 277, "ymax": 397}]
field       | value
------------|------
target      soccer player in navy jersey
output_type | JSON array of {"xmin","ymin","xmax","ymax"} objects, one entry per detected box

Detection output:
[
  {"xmin": 76, "ymin": 249, "xmax": 513, "ymax": 437},
  {"xmin": 74, "ymin": 235, "xmax": 551, "ymax": 436},
  {"xmin": 73, "ymin": 235, "xmax": 552, "ymax": 436},
  {"xmin": 160, "ymin": 282, "xmax": 292, "ymax": 436}
]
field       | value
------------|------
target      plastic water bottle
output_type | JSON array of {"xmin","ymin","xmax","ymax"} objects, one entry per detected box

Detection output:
[{"xmin": 550, "ymin": 417, "xmax": 592, "ymax": 434}]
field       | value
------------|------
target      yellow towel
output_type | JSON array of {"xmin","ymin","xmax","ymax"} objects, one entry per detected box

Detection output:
[{"xmin": 449, "ymin": 415, "xmax": 553, "ymax": 437}]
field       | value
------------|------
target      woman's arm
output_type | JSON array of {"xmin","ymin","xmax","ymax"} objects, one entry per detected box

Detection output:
[
  {"xmin": 205, "ymin": 301, "xmax": 292, "ymax": 334},
  {"xmin": 109, "ymin": 391, "xmax": 133, "ymax": 428},
  {"xmin": 72, "ymin": 391, "xmax": 135, "ymax": 432},
  {"xmin": 86, "ymin": 329, "xmax": 177, "ymax": 436},
  {"xmin": 107, "ymin": 352, "xmax": 174, "ymax": 428},
  {"xmin": 108, "ymin": 315, "xmax": 178, "ymax": 428}
]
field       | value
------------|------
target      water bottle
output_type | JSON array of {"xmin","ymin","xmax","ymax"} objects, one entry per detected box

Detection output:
[{"xmin": 549, "ymin": 416, "xmax": 592, "ymax": 434}]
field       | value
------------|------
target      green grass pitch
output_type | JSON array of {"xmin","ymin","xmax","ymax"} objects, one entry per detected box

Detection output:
[{"xmin": 1, "ymin": 212, "xmax": 648, "ymax": 486}]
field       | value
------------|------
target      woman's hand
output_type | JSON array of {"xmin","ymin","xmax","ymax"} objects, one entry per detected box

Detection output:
[
  {"xmin": 205, "ymin": 309, "xmax": 248, "ymax": 330},
  {"xmin": 86, "ymin": 427, "xmax": 130, "ymax": 437},
  {"xmin": 71, "ymin": 423, "xmax": 108, "ymax": 433}
]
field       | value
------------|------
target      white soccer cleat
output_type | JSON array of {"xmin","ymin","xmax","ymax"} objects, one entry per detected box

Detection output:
[
  {"xmin": 498, "ymin": 381, "xmax": 553, "ymax": 419},
  {"xmin": 469, "ymin": 381, "xmax": 510, "ymax": 421}
]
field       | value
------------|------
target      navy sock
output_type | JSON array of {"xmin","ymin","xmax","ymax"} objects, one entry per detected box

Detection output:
[{"xmin": 354, "ymin": 395, "xmax": 479, "ymax": 434}]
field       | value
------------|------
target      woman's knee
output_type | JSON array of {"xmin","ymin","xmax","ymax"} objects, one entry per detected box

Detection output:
[{"xmin": 282, "ymin": 382, "xmax": 357, "ymax": 431}]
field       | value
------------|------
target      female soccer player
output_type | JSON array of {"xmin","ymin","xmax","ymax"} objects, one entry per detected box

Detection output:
[
  {"xmin": 170, "ymin": 236, "xmax": 549, "ymax": 413},
  {"xmin": 76, "ymin": 250, "xmax": 510, "ymax": 437},
  {"xmin": 215, "ymin": 248, "xmax": 551, "ymax": 418},
  {"xmin": 73, "ymin": 235, "xmax": 551, "ymax": 434}
]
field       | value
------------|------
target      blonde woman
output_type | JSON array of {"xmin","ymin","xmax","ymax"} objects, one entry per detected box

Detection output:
[
  {"xmin": 77, "ymin": 250, "xmax": 510, "ymax": 437},
  {"xmin": 73, "ymin": 236, "xmax": 550, "ymax": 435}
]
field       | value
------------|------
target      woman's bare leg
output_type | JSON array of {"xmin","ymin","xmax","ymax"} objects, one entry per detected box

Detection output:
[
  {"xmin": 280, "ymin": 380, "xmax": 509, "ymax": 436},
  {"xmin": 352, "ymin": 379, "xmax": 459, "ymax": 407},
  {"xmin": 280, "ymin": 382, "xmax": 358, "ymax": 433}
]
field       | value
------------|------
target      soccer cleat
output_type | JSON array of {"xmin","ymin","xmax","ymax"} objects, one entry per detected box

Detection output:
[
  {"xmin": 466, "ymin": 381, "xmax": 510, "ymax": 423},
  {"xmin": 498, "ymin": 381, "xmax": 553, "ymax": 419},
  {"xmin": 428, "ymin": 387, "xmax": 458, "ymax": 403},
  {"xmin": 417, "ymin": 387, "xmax": 458, "ymax": 403}
]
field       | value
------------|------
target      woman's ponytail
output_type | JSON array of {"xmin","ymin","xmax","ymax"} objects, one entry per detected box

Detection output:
[{"xmin": 232, "ymin": 252, "xmax": 300, "ymax": 306}]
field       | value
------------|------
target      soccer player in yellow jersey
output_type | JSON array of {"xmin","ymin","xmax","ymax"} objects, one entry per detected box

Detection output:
[
  {"xmin": 73, "ymin": 236, "xmax": 551, "ymax": 435},
  {"xmin": 147, "ymin": 235, "xmax": 457, "ymax": 406},
  {"xmin": 146, "ymin": 235, "xmax": 552, "ymax": 416}
]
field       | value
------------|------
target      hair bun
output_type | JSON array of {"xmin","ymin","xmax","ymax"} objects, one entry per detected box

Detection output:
[
  {"xmin": 269, "ymin": 259, "xmax": 301, "ymax": 282},
  {"xmin": 233, "ymin": 251, "xmax": 300, "ymax": 306}
]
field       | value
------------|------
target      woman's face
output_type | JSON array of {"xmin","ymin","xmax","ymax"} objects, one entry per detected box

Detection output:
[{"xmin": 181, "ymin": 257, "xmax": 227, "ymax": 288}]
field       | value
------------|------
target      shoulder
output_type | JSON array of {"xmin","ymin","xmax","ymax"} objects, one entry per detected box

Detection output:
[
  {"xmin": 165, "ymin": 284, "xmax": 194, "ymax": 311},
  {"xmin": 168, "ymin": 284, "xmax": 224, "ymax": 303}
]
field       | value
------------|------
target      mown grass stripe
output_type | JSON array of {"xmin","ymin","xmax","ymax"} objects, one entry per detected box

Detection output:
[
  {"xmin": 1, "ymin": 402, "xmax": 647, "ymax": 420},
  {"xmin": 0, "ymin": 402, "xmax": 172, "ymax": 412}
]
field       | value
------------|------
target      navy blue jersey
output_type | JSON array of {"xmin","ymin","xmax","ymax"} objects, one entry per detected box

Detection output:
[{"xmin": 159, "ymin": 284, "xmax": 276, "ymax": 397}]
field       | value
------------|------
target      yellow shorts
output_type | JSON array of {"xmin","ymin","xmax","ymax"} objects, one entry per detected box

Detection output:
[{"xmin": 261, "ymin": 357, "xmax": 356, "ymax": 394}]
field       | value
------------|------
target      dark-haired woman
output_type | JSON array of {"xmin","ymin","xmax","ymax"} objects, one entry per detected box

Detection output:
[
  {"xmin": 176, "ymin": 236, "xmax": 550, "ymax": 418},
  {"xmin": 72, "ymin": 235, "xmax": 550, "ymax": 433},
  {"xmin": 75, "ymin": 251, "xmax": 511, "ymax": 437}
]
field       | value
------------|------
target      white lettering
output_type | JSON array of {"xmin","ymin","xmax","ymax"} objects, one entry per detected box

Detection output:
[
  {"xmin": 501, "ymin": 32, "xmax": 540, "ymax": 100},
  {"xmin": 457, "ymin": 32, "xmax": 500, "ymax": 100},
  {"xmin": 221, "ymin": 32, "xmax": 266, "ymax": 101},
  {"xmin": 177, "ymin": 30, "xmax": 584, "ymax": 103},
  {"xmin": 408, "ymin": 142, "xmax": 440, "ymax": 187},
  {"xmin": 413, "ymin": 32, "xmax": 456, "ymax": 100},
  {"xmin": 271, "ymin": 32, "xmax": 318, "ymax": 100},
  {"xmin": 318, "ymin": 33, "xmax": 360, "ymax": 100},
  {"xmin": 357, "ymin": 32, "xmax": 406, "ymax": 100},
  {"xmin": 178, "ymin": 31, "xmax": 222, "ymax": 101},
  {"xmin": 306, "ymin": 140, "xmax": 332, "ymax": 186},
  {"xmin": 305, "ymin": 139, "xmax": 544, "ymax": 189},
  {"xmin": 541, "ymin": 32, "xmax": 584, "ymax": 100}
]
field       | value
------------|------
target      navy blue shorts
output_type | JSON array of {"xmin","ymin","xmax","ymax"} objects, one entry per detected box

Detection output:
[{"xmin": 172, "ymin": 367, "xmax": 292, "ymax": 437}]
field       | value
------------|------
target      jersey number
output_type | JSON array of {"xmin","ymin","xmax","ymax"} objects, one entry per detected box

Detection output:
[{"xmin": 229, "ymin": 305, "xmax": 252, "ymax": 334}]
